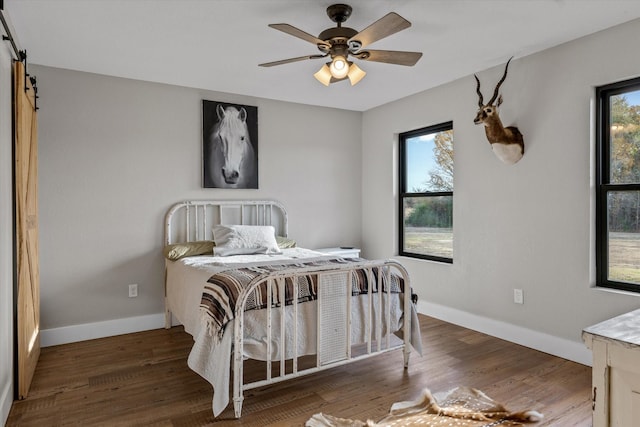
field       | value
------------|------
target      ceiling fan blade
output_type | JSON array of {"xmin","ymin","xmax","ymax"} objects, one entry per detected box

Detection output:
[
  {"xmin": 268, "ymin": 23, "xmax": 331, "ymax": 49},
  {"xmin": 259, "ymin": 54, "xmax": 326, "ymax": 67},
  {"xmin": 348, "ymin": 12, "xmax": 411, "ymax": 49},
  {"xmin": 359, "ymin": 50, "xmax": 422, "ymax": 66}
]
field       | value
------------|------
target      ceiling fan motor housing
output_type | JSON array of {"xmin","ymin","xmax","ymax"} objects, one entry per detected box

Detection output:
[
  {"xmin": 317, "ymin": 26, "xmax": 358, "ymax": 56},
  {"xmin": 326, "ymin": 4, "xmax": 352, "ymax": 23},
  {"xmin": 320, "ymin": 6, "xmax": 365, "ymax": 56}
]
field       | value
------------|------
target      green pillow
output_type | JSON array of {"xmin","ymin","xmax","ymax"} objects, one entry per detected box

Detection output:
[
  {"xmin": 163, "ymin": 240, "xmax": 214, "ymax": 260},
  {"xmin": 164, "ymin": 236, "xmax": 295, "ymax": 260}
]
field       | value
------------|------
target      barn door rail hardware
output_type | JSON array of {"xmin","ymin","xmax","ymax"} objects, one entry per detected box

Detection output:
[
  {"xmin": 1, "ymin": 4, "xmax": 39, "ymax": 110},
  {"xmin": 18, "ymin": 50, "xmax": 38, "ymax": 110},
  {"xmin": 0, "ymin": 1, "xmax": 20, "ymax": 59}
]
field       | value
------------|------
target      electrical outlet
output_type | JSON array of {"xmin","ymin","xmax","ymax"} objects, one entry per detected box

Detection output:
[
  {"xmin": 128, "ymin": 284, "xmax": 138, "ymax": 298},
  {"xmin": 513, "ymin": 288, "xmax": 524, "ymax": 304}
]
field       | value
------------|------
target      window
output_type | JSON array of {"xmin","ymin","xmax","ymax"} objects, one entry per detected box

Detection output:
[
  {"xmin": 399, "ymin": 122, "xmax": 453, "ymax": 262},
  {"xmin": 596, "ymin": 77, "xmax": 640, "ymax": 292}
]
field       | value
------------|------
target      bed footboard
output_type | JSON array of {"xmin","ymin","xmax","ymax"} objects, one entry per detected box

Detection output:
[{"xmin": 230, "ymin": 259, "xmax": 413, "ymax": 418}]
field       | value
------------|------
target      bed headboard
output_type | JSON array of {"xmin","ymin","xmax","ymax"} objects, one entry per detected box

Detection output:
[{"xmin": 164, "ymin": 200, "xmax": 288, "ymax": 245}]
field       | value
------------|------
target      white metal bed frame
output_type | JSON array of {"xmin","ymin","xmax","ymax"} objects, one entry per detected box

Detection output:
[{"xmin": 164, "ymin": 200, "xmax": 412, "ymax": 418}]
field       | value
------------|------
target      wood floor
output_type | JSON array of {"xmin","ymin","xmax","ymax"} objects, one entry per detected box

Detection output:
[{"xmin": 7, "ymin": 315, "xmax": 592, "ymax": 426}]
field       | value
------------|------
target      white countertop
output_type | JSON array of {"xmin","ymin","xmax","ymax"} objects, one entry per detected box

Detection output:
[{"xmin": 583, "ymin": 308, "xmax": 640, "ymax": 347}]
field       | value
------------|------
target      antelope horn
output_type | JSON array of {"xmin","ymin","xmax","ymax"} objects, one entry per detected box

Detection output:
[
  {"xmin": 487, "ymin": 56, "xmax": 513, "ymax": 106},
  {"xmin": 474, "ymin": 75, "xmax": 483, "ymax": 107}
]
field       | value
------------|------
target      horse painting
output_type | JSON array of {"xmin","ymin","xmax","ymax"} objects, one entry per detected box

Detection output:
[{"xmin": 203, "ymin": 102, "xmax": 258, "ymax": 188}]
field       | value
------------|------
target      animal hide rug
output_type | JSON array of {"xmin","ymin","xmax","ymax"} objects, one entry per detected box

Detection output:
[{"xmin": 306, "ymin": 386, "xmax": 543, "ymax": 427}]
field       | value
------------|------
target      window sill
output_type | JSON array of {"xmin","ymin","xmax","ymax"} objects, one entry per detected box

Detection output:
[
  {"xmin": 591, "ymin": 285, "xmax": 640, "ymax": 298},
  {"xmin": 397, "ymin": 254, "xmax": 453, "ymax": 265}
]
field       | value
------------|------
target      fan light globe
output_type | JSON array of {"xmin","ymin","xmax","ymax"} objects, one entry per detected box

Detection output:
[
  {"xmin": 329, "ymin": 56, "xmax": 349, "ymax": 79},
  {"xmin": 347, "ymin": 62, "xmax": 366, "ymax": 85},
  {"xmin": 315, "ymin": 61, "xmax": 367, "ymax": 86},
  {"xmin": 313, "ymin": 64, "xmax": 333, "ymax": 86}
]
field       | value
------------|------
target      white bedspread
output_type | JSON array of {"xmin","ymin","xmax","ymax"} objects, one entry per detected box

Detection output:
[{"xmin": 165, "ymin": 248, "xmax": 422, "ymax": 417}]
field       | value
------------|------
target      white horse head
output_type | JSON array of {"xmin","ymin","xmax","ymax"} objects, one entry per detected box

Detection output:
[{"xmin": 212, "ymin": 105, "xmax": 256, "ymax": 186}]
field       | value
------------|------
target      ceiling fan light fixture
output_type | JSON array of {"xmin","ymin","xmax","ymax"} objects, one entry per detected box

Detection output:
[
  {"xmin": 262, "ymin": 6, "xmax": 422, "ymax": 87},
  {"xmin": 313, "ymin": 63, "xmax": 333, "ymax": 86},
  {"xmin": 347, "ymin": 62, "xmax": 366, "ymax": 85},
  {"xmin": 329, "ymin": 55, "xmax": 349, "ymax": 79}
]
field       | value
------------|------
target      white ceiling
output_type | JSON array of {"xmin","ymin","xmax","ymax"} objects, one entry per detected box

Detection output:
[{"xmin": 5, "ymin": 0, "xmax": 640, "ymax": 111}]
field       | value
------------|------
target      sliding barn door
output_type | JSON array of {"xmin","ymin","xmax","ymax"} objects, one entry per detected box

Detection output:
[{"xmin": 14, "ymin": 60, "xmax": 40, "ymax": 400}]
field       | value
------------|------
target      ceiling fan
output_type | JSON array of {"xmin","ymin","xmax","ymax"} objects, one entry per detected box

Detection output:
[{"xmin": 259, "ymin": 3, "xmax": 422, "ymax": 86}]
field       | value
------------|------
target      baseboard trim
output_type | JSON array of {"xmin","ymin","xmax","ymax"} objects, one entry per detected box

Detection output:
[
  {"xmin": 40, "ymin": 313, "xmax": 167, "ymax": 347},
  {"xmin": 417, "ymin": 301, "xmax": 592, "ymax": 366},
  {"xmin": 41, "ymin": 304, "xmax": 593, "ymax": 366},
  {"xmin": 1, "ymin": 379, "xmax": 12, "ymax": 427}
]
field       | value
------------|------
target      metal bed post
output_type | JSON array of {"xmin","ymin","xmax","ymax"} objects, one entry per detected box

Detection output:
[
  {"xmin": 266, "ymin": 279, "xmax": 273, "ymax": 382},
  {"xmin": 292, "ymin": 276, "xmax": 299, "ymax": 375},
  {"xmin": 278, "ymin": 277, "xmax": 286, "ymax": 378},
  {"xmin": 366, "ymin": 268, "xmax": 373, "ymax": 354},
  {"xmin": 346, "ymin": 270, "xmax": 352, "ymax": 360},
  {"xmin": 232, "ymin": 310, "xmax": 244, "ymax": 418},
  {"xmin": 399, "ymin": 263, "xmax": 412, "ymax": 368}
]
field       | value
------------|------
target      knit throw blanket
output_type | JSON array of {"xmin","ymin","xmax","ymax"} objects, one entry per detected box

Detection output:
[
  {"xmin": 306, "ymin": 387, "xmax": 543, "ymax": 427},
  {"xmin": 200, "ymin": 258, "xmax": 404, "ymax": 341}
]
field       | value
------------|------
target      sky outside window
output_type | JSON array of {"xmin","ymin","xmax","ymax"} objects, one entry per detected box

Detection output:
[{"xmin": 406, "ymin": 134, "xmax": 437, "ymax": 192}]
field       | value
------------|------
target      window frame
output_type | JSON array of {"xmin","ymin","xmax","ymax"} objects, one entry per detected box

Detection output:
[
  {"xmin": 398, "ymin": 121, "xmax": 453, "ymax": 263},
  {"xmin": 596, "ymin": 76, "xmax": 640, "ymax": 292}
]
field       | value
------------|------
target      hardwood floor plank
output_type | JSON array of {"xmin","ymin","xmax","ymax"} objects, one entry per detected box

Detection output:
[{"xmin": 7, "ymin": 315, "xmax": 592, "ymax": 426}]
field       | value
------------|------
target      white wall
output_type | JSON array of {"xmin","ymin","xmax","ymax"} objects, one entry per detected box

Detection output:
[
  {"xmin": 362, "ymin": 18, "xmax": 640, "ymax": 364},
  {"xmin": 32, "ymin": 65, "xmax": 363, "ymax": 337},
  {"xmin": 0, "ymin": 33, "xmax": 15, "ymax": 426}
]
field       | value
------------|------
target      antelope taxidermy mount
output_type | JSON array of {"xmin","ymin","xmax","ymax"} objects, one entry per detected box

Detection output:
[{"xmin": 474, "ymin": 57, "xmax": 524, "ymax": 165}]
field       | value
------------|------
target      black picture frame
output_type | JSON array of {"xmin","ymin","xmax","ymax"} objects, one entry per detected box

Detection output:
[{"xmin": 202, "ymin": 100, "xmax": 258, "ymax": 189}]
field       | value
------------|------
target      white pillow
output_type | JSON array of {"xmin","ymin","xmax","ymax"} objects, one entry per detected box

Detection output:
[{"xmin": 212, "ymin": 225, "xmax": 282, "ymax": 256}]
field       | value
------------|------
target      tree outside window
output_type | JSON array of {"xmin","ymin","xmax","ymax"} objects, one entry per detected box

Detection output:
[
  {"xmin": 399, "ymin": 122, "xmax": 453, "ymax": 262},
  {"xmin": 596, "ymin": 78, "xmax": 640, "ymax": 292}
]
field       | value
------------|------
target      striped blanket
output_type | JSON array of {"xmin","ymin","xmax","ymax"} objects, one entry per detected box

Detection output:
[{"xmin": 200, "ymin": 258, "xmax": 404, "ymax": 341}]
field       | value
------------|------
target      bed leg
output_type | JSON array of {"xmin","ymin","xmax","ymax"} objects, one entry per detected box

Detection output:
[
  {"xmin": 233, "ymin": 397, "xmax": 244, "ymax": 418},
  {"xmin": 232, "ymin": 318, "xmax": 245, "ymax": 418},
  {"xmin": 404, "ymin": 347, "xmax": 411, "ymax": 369}
]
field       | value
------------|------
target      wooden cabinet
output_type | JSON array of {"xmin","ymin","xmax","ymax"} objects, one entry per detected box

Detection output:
[
  {"xmin": 582, "ymin": 309, "xmax": 640, "ymax": 427},
  {"xmin": 315, "ymin": 247, "xmax": 361, "ymax": 259}
]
